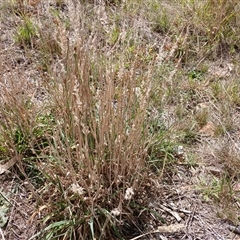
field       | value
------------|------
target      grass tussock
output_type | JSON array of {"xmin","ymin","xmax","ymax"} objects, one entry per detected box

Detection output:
[
  {"xmin": 1, "ymin": 1, "xmax": 164, "ymax": 238},
  {"xmin": 36, "ymin": 43, "xmax": 154, "ymax": 239}
]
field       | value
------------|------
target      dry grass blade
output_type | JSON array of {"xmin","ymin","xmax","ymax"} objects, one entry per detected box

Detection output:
[{"xmin": 0, "ymin": 227, "xmax": 6, "ymax": 240}]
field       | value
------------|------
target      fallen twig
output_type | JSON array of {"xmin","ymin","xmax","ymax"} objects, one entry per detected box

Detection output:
[{"xmin": 0, "ymin": 227, "xmax": 6, "ymax": 240}]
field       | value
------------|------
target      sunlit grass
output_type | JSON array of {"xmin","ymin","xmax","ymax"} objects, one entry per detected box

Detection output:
[{"xmin": 1, "ymin": 0, "xmax": 240, "ymax": 239}]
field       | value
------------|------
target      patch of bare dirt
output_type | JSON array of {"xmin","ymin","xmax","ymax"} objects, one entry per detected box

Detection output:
[
  {"xmin": 0, "ymin": 173, "xmax": 38, "ymax": 240},
  {"xmin": 137, "ymin": 159, "xmax": 240, "ymax": 240}
]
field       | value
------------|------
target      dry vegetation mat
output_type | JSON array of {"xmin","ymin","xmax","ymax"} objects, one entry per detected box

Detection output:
[{"xmin": 1, "ymin": 0, "xmax": 240, "ymax": 239}]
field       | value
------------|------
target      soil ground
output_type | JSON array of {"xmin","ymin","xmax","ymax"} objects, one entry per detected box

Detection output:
[{"xmin": 1, "ymin": 0, "xmax": 240, "ymax": 239}]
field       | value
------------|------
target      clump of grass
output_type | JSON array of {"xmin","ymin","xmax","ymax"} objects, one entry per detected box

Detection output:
[
  {"xmin": 27, "ymin": 30, "xmax": 161, "ymax": 239},
  {"xmin": 147, "ymin": 1, "xmax": 171, "ymax": 34},
  {"xmin": 197, "ymin": 129, "xmax": 240, "ymax": 223},
  {"xmin": 199, "ymin": 173, "xmax": 239, "ymax": 223},
  {"xmin": 164, "ymin": 0, "xmax": 240, "ymax": 63},
  {"xmin": 217, "ymin": 143, "xmax": 240, "ymax": 179},
  {"xmin": 15, "ymin": 16, "xmax": 38, "ymax": 47},
  {"xmin": 1, "ymin": 1, "xmax": 177, "ymax": 238}
]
